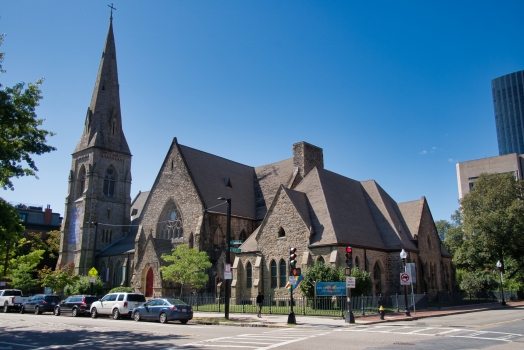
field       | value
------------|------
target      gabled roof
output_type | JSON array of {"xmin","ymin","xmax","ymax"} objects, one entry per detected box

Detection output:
[
  {"xmin": 178, "ymin": 144, "xmax": 256, "ymax": 219},
  {"xmin": 282, "ymin": 187, "xmax": 312, "ymax": 231},
  {"xmin": 397, "ymin": 198, "xmax": 424, "ymax": 239},
  {"xmin": 74, "ymin": 20, "xmax": 130, "ymax": 155},
  {"xmin": 254, "ymin": 158, "xmax": 294, "ymax": 220}
]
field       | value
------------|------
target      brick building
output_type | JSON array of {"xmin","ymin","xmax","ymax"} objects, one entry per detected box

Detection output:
[{"xmin": 58, "ymin": 17, "xmax": 455, "ymax": 298}]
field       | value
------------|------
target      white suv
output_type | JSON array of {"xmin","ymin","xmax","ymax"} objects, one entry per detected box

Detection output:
[{"xmin": 90, "ymin": 292, "xmax": 146, "ymax": 320}]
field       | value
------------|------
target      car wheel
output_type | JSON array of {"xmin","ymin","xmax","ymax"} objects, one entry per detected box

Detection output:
[
  {"xmin": 35, "ymin": 306, "xmax": 41, "ymax": 315},
  {"xmin": 112, "ymin": 308, "xmax": 120, "ymax": 320},
  {"xmin": 3, "ymin": 302, "xmax": 9, "ymax": 313},
  {"xmin": 72, "ymin": 308, "xmax": 78, "ymax": 317},
  {"xmin": 54, "ymin": 307, "xmax": 60, "ymax": 316},
  {"xmin": 180, "ymin": 319, "xmax": 188, "ymax": 324},
  {"xmin": 91, "ymin": 308, "xmax": 98, "ymax": 319},
  {"xmin": 159, "ymin": 312, "xmax": 168, "ymax": 324},
  {"xmin": 133, "ymin": 311, "xmax": 141, "ymax": 322},
  {"xmin": 20, "ymin": 306, "xmax": 25, "ymax": 314}
]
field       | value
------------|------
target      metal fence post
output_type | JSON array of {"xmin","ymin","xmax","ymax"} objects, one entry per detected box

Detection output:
[
  {"xmin": 302, "ymin": 296, "xmax": 306, "ymax": 315},
  {"xmin": 361, "ymin": 294, "xmax": 365, "ymax": 315},
  {"xmin": 242, "ymin": 294, "xmax": 245, "ymax": 313},
  {"xmin": 396, "ymin": 293, "xmax": 399, "ymax": 312},
  {"xmin": 269, "ymin": 294, "xmax": 272, "ymax": 314}
]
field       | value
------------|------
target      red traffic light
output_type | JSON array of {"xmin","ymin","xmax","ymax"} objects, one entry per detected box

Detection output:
[
  {"xmin": 290, "ymin": 247, "xmax": 297, "ymax": 254},
  {"xmin": 346, "ymin": 247, "xmax": 352, "ymax": 253}
]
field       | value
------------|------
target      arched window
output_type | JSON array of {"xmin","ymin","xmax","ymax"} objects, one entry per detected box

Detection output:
[
  {"xmin": 355, "ymin": 256, "xmax": 360, "ymax": 269},
  {"xmin": 270, "ymin": 260, "xmax": 277, "ymax": 288},
  {"xmin": 279, "ymin": 259, "xmax": 287, "ymax": 288},
  {"xmin": 278, "ymin": 227, "xmax": 286, "ymax": 238},
  {"xmin": 373, "ymin": 262, "xmax": 382, "ymax": 295},
  {"xmin": 78, "ymin": 166, "xmax": 86, "ymax": 198},
  {"xmin": 103, "ymin": 166, "xmax": 116, "ymax": 197},
  {"xmin": 317, "ymin": 256, "xmax": 325, "ymax": 265},
  {"xmin": 100, "ymin": 261, "xmax": 107, "ymax": 282},
  {"xmin": 213, "ymin": 227, "xmax": 223, "ymax": 246},
  {"xmin": 188, "ymin": 232, "xmax": 194, "ymax": 249},
  {"xmin": 246, "ymin": 262, "xmax": 252, "ymax": 288},
  {"xmin": 113, "ymin": 261, "xmax": 122, "ymax": 287},
  {"xmin": 239, "ymin": 230, "xmax": 247, "ymax": 241},
  {"xmin": 157, "ymin": 201, "xmax": 184, "ymax": 239}
]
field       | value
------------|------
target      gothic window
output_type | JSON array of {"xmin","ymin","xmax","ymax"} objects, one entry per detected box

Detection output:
[
  {"xmin": 317, "ymin": 256, "xmax": 325, "ymax": 264},
  {"xmin": 355, "ymin": 256, "xmax": 360, "ymax": 269},
  {"xmin": 157, "ymin": 201, "xmax": 184, "ymax": 239},
  {"xmin": 373, "ymin": 262, "xmax": 382, "ymax": 296},
  {"xmin": 113, "ymin": 261, "xmax": 122, "ymax": 287},
  {"xmin": 279, "ymin": 259, "xmax": 287, "ymax": 288},
  {"xmin": 188, "ymin": 232, "xmax": 194, "ymax": 249},
  {"xmin": 77, "ymin": 165, "xmax": 86, "ymax": 198},
  {"xmin": 213, "ymin": 227, "xmax": 223, "ymax": 246},
  {"xmin": 278, "ymin": 227, "xmax": 286, "ymax": 238},
  {"xmin": 427, "ymin": 236, "xmax": 432, "ymax": 249},
  {"xmin": 103, "ymin": 166, "xmax": 116, "ymax": 197},
  {"xmin": 100, "ymin": 262, "xmax": 107, "ymax": 282},
  {"xmin": 239, "ymin": 230, "xmax": 247, "ymax": 241},
  {"xmin": 246, "ymin": 262, "xmax": 252, "ymax": 289},
  {"xmin": 270, "ymin": 260, "xmax": 277, "ymax": 288}
]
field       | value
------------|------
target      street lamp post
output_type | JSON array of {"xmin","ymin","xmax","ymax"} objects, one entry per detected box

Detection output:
[
  {"xmin": 496, "ymin": 260, "xmax": 506, "ymax": 306},
  {"xmin": 400, "ymin": 249, "xmax": 411, "ymax": 317},
  {"xmin": 218, "ymin": 197, "xmax": 231, "ymax": 320},
  {"xmin": 88, "ymin": 222, "xmax": 98, "ymax": 295}
]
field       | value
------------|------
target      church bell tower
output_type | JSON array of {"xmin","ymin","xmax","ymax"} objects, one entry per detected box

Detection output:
[{"xmin": 58, "ymin": 15, "xmax": 132, "ymax": 275}]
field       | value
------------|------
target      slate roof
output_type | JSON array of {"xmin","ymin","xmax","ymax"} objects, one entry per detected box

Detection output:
[
  {"xmin": 254, "ymin": 158, "xmax": 294, "ymax": 220},
  {"xmin": 178, "ymin": 144, "xmax": 257, "ymax": 219}
]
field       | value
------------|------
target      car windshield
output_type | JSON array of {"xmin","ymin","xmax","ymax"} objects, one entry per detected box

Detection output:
[
  {"xmin": 165, "ymin": 298, "xmax": 187, "ymax": 305},
  {"xmin": 127, "ymin": 294, "xmax": 146, "ymax": 302}
]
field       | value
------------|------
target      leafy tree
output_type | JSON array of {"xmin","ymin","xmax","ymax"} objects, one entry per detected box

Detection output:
[
  {"xmin": 459, "ymin": 173, "xmax": 524, "ymax": 277},
  {"xmin": 38, "ymin": 263, "xmax": 79, "ymax": 295},
  {"xmin": 160, "ymin": 245, "xmax": 212, "ymax": 296},
  {"xmin": 0, "ymin": 34, "xmax": 56, "ymax": 190},
  {"xmin": 440, "ymin": 210, "xmax": 464, "ymax": 256},
  {"xmin": 350, "ymin": 267, "xmax": 373, "ymax": 297},
  {"xmin": 0, "ymin": 198, "xmax": 25, "ymax": 277},
  {"xmin": 459, "ymin": 270, "xmax": 498, "ymax": 294},
  {"xmin": 6, "ymin": 250, "xmax": 43, "ymax": 292},
  {"xmin": 435, "ymin": 220, "xmax": 451, "ymax": 242},
  {"xmin": 109, "ymin": 286, "xmax": 133, "ymax": 293},
  {"xmin": 64, "ymin": 275, "xmax": 105, "ymax": 296}
]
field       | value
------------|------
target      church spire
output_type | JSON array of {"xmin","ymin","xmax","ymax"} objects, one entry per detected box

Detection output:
[{"xmin": 74, "ymin": 17, "xmax": 130, "ymax": 155}]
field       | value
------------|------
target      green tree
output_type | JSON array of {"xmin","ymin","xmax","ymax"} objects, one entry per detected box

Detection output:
[
  {"xmin": 0, "ymin": 34, "xmax": 56, "ymax": 190},
  {"xmin": 459, "ymin": 173, "xmax": 524, "ymax": 277},
  {"xmin": 440, "ymin": 210, "xmax": 464, "ymax": 256},
  {"xmin": 6, "ymin": 250, "xmax": 43, "ymax": 292},
  {"xmin": 435, "ymin": 219, "xmax": 451, "ymax": 242},
  {"xmin": 160, "ymin": 245, "xmax": 212, "ymax": 296},
  {"xmin": 459, "ymin": 270, "xmax": 498, "ymax": 294},
  {"xmin": 38, "ymin": 263, "xmax": 79, "ymax": 295},
  {"xmin": 350, "ymin": 267, "xmax": 373, "ymax": 297},
  {"xmin": 0, "ymin": 198, "xmax": 25, "ymax": 277},
  {"xmin": 64, "ymin": 275, "xmax": 105, "ymax": 296},
  {"xmin": 109, "ymin": 286, "xmax": 133, "ymax": 293}
]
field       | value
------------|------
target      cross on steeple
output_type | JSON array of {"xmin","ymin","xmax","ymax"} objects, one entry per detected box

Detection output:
[{"xmin": 108, "ymin": 3, "xmax": 116, "ymax": 21}]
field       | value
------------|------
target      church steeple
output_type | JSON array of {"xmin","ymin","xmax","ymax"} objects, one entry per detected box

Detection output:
[{"xmin": 74, "ymin": 19, "xmax": 130, "ymax": 155}]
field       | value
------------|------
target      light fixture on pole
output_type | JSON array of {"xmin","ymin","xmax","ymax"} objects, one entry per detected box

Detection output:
[
  {"xmin": 496, "ymin": 260, "xmax": 506, "ymax": 306},
  {"xmin": 218, "ymin": 197, "xmax": 232, "ymax": 319},
  {"xmin": 400, "ymin": 249, "xmax": 411, "ymax": 316}
]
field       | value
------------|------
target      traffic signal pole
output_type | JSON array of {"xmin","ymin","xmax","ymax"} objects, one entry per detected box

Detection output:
[
  {"xmin": 288, "ymin": 247, "xmax": 297, "ymax": 325},
  {"xmin": 345, "ymin": 247, "xmax": 355, "ymax": 324}
]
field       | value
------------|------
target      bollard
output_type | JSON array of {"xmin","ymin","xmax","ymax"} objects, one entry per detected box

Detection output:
[
  {"xmin": 379, "ymin": 305, "xmax": 385, "ymax": 320},
  {"xmin": 361, "ymin": 294, "xmax": 365, "ymax": 316}
]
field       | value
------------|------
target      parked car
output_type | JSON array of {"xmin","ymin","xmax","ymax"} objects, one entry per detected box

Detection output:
[
  {"xmin": 54, "ymin": 295, "xmax": 98, "ymax": 317},
  {"xmin": 90, "ymin": 292, "xmax": 146, "ymax": 320},
  {"xmin": 20, "ymin": 294, "xmax": 61, "ymax": 315},
  {"xmin": 131, "ymin": 298, "xmax": 193, "ymax": 324},
  {"xmin": 0, "ymin": 289, "xmax": 30, "ymax": 313}
]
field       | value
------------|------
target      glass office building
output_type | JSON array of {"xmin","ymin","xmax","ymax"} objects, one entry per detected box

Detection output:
[{"xmin": 492, "ymin": 70, "xmax": 524, "ymax": 155}]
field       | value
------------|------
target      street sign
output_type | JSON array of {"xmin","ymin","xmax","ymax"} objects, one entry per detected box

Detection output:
[
  {"xmin": 346, "ymin": 276, "xmax": 356, "ymax": 288},
  {"xmin": 230, "ymin": 240, "xmax": 243, "ymax": 245},
  {"xmin": 230, "ymin": 247, "xmax": 241, "ymax": 253},
  {"xmin": 225, "ymin": 263, "xmax": 231, "ymax": 272},
  {"xmin": 288, "ymin": 276, "xmax": 297, "ymax": 284},
  {"xmin": 224, "ymin": 271, "xmax": 232, "ymax": 280},
  {"xmin": 89, "ymin": 277, "xmax": 96, "ymax": 283},
  {"xmin": 88, "ymin": 267, "xmax": 98, "ymax": 277},
  {"xmin": 400, "ymin": 272, "xmax": 410, "ymax": 285}
]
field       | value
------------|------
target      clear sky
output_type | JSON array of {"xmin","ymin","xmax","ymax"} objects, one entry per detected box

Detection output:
[{"xmin": 1, "ymin": 1, "xmax": 523, "ymax": 223}]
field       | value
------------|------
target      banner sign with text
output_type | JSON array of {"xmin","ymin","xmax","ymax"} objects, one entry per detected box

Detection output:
[{"xmin": 315, "ymin": 282, "xmax": 346, "ymax": 296}]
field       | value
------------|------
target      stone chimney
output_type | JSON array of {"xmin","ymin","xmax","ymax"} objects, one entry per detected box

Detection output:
[
  {"xmin": 44, "ymin": 205, "xmax": 52, "ymax": 225},
  {"xmin": 292, "ymin": 142, "xmax": 324, "ymax": 185}
]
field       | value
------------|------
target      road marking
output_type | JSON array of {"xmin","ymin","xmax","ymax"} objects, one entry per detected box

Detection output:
[{"xmin": 473, "ymin": 318, "xmax": 523, "ymax": 328}]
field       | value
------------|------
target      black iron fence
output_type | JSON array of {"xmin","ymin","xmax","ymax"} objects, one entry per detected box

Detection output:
[{"xmin": 171, "ymin": 290, "xmax": 519, "ymax": 317}]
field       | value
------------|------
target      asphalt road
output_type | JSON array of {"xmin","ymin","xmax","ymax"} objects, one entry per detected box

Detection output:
[{"xmin": 0, "ymin": 307, "xmax": 523, "ymax": 349}]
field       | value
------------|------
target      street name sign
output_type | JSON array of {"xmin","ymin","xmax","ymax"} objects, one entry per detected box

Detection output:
[
  {"xmin": 230, "ymin": 247, "xmax": 242, "ymax": 253},
  {"xmin": 230, "ymin": 240, "xmax": 243, "ymax": 245},
  {"xmin": 346, "ymin": 276, "xmax": 356, "ymax": 288}
]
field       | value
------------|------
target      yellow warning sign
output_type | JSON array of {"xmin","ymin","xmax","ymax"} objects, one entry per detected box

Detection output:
[{"xmin": 88, "ymin": 267, "xmax": 98, "ymax": 277}]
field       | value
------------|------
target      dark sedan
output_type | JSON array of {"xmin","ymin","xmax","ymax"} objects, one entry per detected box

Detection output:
[
  {"xmin": 131, "ymin": 298, "xmax": 193, "ymax": 324},
  {"xmin": 20, "ymin": 294, "xmax": 60, "ymax": 315},
  {"xmin": 54, "ymin": 295, "xmax": 98, "ymax": 317}
]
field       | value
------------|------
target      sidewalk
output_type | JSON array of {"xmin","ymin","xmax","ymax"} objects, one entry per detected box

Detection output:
[{"xmin": 192, "ymin": 300, "xmax": 524, "ymax": 328}]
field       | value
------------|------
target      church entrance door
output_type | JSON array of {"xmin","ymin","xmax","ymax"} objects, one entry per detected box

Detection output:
[{"xmin": 145, "ymin": 267, "xmax": 154, "ymax": 297}]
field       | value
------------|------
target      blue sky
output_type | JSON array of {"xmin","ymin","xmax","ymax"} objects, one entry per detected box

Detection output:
[{"xmin": 1, "ymin": 1, "xmax": 523, "ymax": 222}]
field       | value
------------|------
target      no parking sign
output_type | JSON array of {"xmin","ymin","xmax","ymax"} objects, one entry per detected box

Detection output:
[{"xmin": 400, "ymin": 272, "xmax": 411, "ymax": 285}]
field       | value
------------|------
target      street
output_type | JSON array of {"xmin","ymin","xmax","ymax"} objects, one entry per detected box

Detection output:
[{"xmin": 0, "ymin": 307, "xmax": 523, "ymax": 349}]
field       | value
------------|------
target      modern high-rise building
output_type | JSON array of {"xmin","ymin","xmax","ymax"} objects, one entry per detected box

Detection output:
[{"xmin": 492, "ymin": 70, "xmax": 524, "ymax": 155}]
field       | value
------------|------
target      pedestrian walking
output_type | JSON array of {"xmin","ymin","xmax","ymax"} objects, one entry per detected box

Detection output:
[{"xmin": 256, "ymin": 291, "xmax": 264, "ymax": 317}]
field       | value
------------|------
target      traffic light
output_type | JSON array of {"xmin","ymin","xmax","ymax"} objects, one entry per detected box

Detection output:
[
  {"xmin": 289, "ymin": 247, "xmax": 297, "ymax": 270},
  {"xmin": 345, "ymin": 246, "xmax": 352, "ymax": 268},
  {"xmin": 291, "ymin": 268, "xmax": 302, "ymax": 276}
]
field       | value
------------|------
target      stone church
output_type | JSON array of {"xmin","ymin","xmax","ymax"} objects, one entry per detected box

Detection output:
[{"xmin": 58, "ymin": 18, "xmax": 455, "ymax": 299}]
